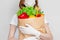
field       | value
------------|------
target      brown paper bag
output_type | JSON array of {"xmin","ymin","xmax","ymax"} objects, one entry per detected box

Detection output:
[{"xmin": 18, "ymin": 16, "xmax": 47, "ymax": 40}]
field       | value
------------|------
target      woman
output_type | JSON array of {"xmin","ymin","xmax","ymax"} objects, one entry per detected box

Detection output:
[{"xmin": 8, "ymin": 0, "xmax": 53, "ymax": 40}]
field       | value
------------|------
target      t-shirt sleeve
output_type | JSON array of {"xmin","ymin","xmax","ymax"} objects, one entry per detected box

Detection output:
[
  {"xmin": 10, "ymin": 14, "xmax": 18, "ymax": 26},
  {"xmin": 44, "ymin": 16, "xmax": 48, "ymax": 23}
]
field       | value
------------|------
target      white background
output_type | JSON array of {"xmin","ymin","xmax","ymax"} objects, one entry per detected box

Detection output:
[{"xmin": 0, "ymin": 0, "xmax": 60, "ymax": 40}]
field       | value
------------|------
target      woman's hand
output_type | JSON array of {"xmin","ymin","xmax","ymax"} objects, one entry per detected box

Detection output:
[
  {"xmin": 19, "ymin": 24, "xmax": 41, "ymax": 37},
  {"xmin": 40, "ymin": 24, "xmax": 53, "ymax": 40}
]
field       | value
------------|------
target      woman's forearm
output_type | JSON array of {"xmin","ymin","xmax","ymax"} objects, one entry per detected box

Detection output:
[{"xmin": 8, "ymin": 24, "xmax": 17, "ymax": 40}]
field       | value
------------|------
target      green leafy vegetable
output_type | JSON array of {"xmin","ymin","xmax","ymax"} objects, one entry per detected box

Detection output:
[{"xmin": 17, "ymin": 6, "xmax": 44, "ymax": 16}]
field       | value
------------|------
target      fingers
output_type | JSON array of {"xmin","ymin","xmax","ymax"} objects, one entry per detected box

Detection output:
[
  {"xmin": 19, "ymin": 26, "xmax": 26, "ymax": 29},
  {"xmin": 25, "ymin": 24, "xmax": 32, "ymax": 27},
  {"xmin": 19, "ymin": 26, "xmax": 27, "ymax": 33},
  {"xmin": 40, "ymin": 35, "xmax": 46, "ymax": 40},
  {"xmin": 41, "ymin": 24, "xmax": 51, "ymax": 34},
  {"xmin": 19, "ymin": 24, "xmax": 32, "ymax": 28},
  {"xmin": 19, "ymin": 24, "xmax": 30, "ymax": 28},
  {"xmin": 40, "ymin": 35, "xmax": 48, "ymax": 40},
  {"xmin": 40, "ymin": 34, "xmax": 50, "ymax": 40}
]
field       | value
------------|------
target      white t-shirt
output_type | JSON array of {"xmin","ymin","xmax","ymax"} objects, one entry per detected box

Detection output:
[{"xmin": 10, "ymin": 14, "xmax": 48, "ymax": 26}]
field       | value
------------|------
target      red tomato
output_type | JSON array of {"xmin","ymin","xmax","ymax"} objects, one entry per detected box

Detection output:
[{"xmin": 18, "ymin": 12, "xmax": 29, "ymax": 19}]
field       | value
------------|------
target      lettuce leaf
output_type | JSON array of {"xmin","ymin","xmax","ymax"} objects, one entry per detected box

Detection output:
[{"xmin": 17, "ymin": 6, "xmax": 43, "ymax": 16}]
